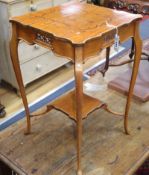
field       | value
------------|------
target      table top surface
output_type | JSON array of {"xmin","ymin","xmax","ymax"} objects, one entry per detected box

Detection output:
[{"xmin": 10, "ymin": 2, "xmax": 142, "ymax": 44}]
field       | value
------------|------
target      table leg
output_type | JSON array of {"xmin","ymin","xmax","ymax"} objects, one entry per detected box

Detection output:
[
  {"xmin": 124, "ymin": 22, "xmax": 142, "ymax": 134},
  {"xmin": 129, "ymin": 37, "xmax": 135, "ymax": 59},
  {"xmin": 74, "ymin": 46, "xmax": 83, "ymax": 175},
  {"xmin": 10, "ymin": 23, "xmax": 31, "ymax": 134},
  {"xmin": 102, "ymin": 46, "xmax": 111, "ymax": 76}
]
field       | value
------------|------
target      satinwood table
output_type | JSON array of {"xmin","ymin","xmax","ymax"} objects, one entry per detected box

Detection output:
[{"xmin": 10, "ymin": 2, "xmax": 142, "ymax": 174}]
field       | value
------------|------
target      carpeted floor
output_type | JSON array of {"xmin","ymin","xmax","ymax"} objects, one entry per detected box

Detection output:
[
  {"xmin": 108, "ymin": 39, "xmax": 149, "ymax": 102},
  {"xmin": 135, "ymin": 159, "xmax": 149, "ymax": 175}
]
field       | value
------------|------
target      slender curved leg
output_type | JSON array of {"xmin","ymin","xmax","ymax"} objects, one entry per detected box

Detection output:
[
  {"xmin": 124, "ymin": 21, "xmax": 142, "ymax": 135},
  {"xmin": 100, "ymin": 47, "xmax": 110, "ymax": 77},
  {"xmin": 10, "ymin": 23, "xmax": 31, "ymax": 134},
  {"xmin": 74, "ymin": 46, "xmax": 83, "ymax": 175},
  {"xmin": 129, "ymin": 37, "xmax": 135, "ymax": 59}
]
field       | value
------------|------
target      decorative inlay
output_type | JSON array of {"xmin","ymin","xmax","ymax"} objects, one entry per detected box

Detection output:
[
  {"xmin": 36, "ymin": 33, "xmax": 53, "ymax": 50},
  {"xmin": 10, "ymin": 2, "xmax": 142, "ymax": 44}
]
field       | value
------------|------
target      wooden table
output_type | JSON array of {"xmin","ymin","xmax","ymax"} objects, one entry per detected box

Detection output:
[{"xmin": 9, "ymin": 2, "xmax": 142, "ymax": 174}]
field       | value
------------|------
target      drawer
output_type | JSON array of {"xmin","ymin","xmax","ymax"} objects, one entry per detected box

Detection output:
[
  {"xmin": 8, "ymin": 0, "xmax": 30, "ymax": 17},
  {"xmin": 53, "ymin": 0, "xmax": 85, "ymax": 6},
  {"xmin": 8, "ymin": 0, "xmax": 53, "ymax": 17},
  {"xmin": 21, "ymin": 51, "xmax": 70, "ymax": 85},
  {"xmin": 8, "ymin": 0, "xmax": 79, "ymax": 18},
  {"xmin": 53, "ymin": 0, "xmax": 70, "ymax": 6},
  {"xmin": 18, "ymin": 42, "xmax": 49, "ymax": 64},
  {"xmin": 32, "ymin": 0, "xmax": 53, "ymax": 10}
]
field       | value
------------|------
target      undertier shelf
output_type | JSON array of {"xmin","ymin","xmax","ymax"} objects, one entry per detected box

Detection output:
[{"xmin": 50, "ymin": 90, "xmax": 104, "ymax": 121}]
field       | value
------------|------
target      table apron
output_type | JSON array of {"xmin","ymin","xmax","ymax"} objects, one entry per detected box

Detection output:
[
  {"xmin": 16, "ymin": 22, "xmax": 135, "ymax": 62},
  {"xmin": 17, "ymin": 24, "xmax": 75, "ymax": 61},
  {"xmin": 83, "ymin": 22, "xmax": 135, "ymax": 61}
]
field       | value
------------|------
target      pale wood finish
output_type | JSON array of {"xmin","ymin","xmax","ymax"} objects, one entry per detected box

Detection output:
[
  {"xmin": 124, "ymin": 21, "xmax": 142, "ymax": 134},
  {"xmin": 50, "ymin": 90, "xmax": 104, "ymax": 120},
  {"xmin": 10, "ymin": 23, "xmax": 31, "ymax": 134},
  {"xmin": 9, "ymin": 2, "xmax": 142, "ymax": 174}
]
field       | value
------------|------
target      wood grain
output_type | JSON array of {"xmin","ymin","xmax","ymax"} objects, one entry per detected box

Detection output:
[
  {"xmin": 9, "ymin": 2, "xmax": 143, "ymax": 174},
  {"xmin": 10, "ymin": 2, "xmax": 142, "ymax": 44}
]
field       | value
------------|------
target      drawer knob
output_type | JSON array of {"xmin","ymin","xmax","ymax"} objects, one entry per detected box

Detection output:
[
  {"xmin": 30, "ymin": 4, "xmax": 37, "ymax": 11},
  {"xmin": 34, "ymin": 44, "xmax": 40, "ymax": 49},
  {"xmin": 36, "ymin": 64, "xmax": 42, "ymax": 72}
]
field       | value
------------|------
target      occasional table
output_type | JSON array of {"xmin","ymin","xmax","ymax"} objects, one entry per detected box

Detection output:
[{"xmin": 10, "ymin": 2, "xmax": 142, "ymax": 174}]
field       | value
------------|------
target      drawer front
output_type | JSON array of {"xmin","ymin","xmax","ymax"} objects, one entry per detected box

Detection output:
[
  {"xmin": 32, "ymin": 0, "xmax": 53, "ymax": 10},
  {"xmin": 8, "ymin": 1, "xmax": 30, "ymax": 17},
  {"xmin": 53, "ymin": 0, "xmax": 70, "ymax": 6},
  {"xmin": 21, "ymin": 51, "xmax": 70, "ymax": 85},
  {"xmin": 18, "ymin": 42, "xmax": 49, "ymax": 64},
  {"xmin": 53, "ymin": 0, "xmax": 86, "ymax": 6},
  {"xmin": 8, "ymin": 0, "xmax": 80, "ymax": 18}
]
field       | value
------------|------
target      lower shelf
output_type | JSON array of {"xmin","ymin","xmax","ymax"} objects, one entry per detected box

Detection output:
[{"xmin": 50, "ymin": 90, "xmax": 104, "ymax": 121}]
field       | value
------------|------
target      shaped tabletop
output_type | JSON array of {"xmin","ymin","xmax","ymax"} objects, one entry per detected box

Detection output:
[{"xmin": 10, "ymin": 1, "xmax": 142, "ymax": 44}]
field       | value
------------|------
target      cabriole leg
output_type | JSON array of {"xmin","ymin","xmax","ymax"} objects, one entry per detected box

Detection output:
[
  {"xmin": 10, "ymin": 23, "xmax": 31, "ymax": 134},
  {"xmin": 124, "ymin": 21, "xmax": 142, "ymax": 134},
  {"xmin": 129, "ymin": 37, "xmax": 135, "ymax": 59}
]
